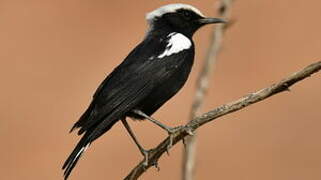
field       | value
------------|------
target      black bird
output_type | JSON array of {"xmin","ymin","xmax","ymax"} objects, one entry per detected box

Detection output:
[{"xmin": 63, "ymin": 3, "xmax": 225, "ymax": 179}]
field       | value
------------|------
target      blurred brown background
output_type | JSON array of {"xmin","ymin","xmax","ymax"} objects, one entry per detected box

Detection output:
[{"xmin": 1, "ymin": 0, "xmax": 320, "ymax": 179}]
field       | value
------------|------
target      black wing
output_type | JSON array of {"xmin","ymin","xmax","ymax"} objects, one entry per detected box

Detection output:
[{"xmin": 62, "ymin": 36, "xmax": 194, "ymax": 179}]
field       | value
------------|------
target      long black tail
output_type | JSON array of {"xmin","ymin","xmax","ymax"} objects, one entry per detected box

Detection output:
[
  {"xmin": 63, "ymin": 100, "xmax": 124, "ymax": 179},
  {"xmin": 62, "ymin": 132, "xmax": 91, "ymax": 180},
  {"xmin": 62, "ymin": 117, "xmax": 119, "ymax": 179}
]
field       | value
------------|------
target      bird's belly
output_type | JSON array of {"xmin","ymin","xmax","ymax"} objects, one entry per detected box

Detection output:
[{"xmin": 130, "ymin": 59, "xmax": 193, "ymax": 119}]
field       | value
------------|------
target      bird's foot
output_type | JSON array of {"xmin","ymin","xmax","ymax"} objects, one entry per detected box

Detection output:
[
  {"xmin": 166, "ymin": 126, "xmax": 181, "ymax": 151},
  {"xmin": 166, "ymin": 125, "xmax": 194, "ymax": 152},
  {"xmin": 183, "ymin": 125, "xmax": 194, "ymax": 136},
  {"xmin": 182, "ymin": 126, "xmax": 195, "ymax": 148},
  {"xmin": 141, "ymin": 149, "xmax": 160, "ymax": 171}
]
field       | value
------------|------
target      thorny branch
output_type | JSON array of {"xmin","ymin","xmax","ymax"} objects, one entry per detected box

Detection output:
[
  {"xmin": 182, "ymin": 1, "xmax": 234, "ymax": 179},
  {"xmin": 124, "ymin": 60, "xmax": 321, "ymax": 180}
]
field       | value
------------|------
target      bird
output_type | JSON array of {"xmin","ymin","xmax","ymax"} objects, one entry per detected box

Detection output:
[{"xmin": 62, "ymin": 3, "xmax": 225, "ymax": 179}]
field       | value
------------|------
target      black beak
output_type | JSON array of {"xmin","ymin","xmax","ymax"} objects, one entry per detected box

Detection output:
[{"xmin": 198, "ymin": 17, "xmax": 226, "ymax": 25}]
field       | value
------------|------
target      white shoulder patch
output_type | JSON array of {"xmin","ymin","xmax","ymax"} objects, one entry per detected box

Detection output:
[
  {"xmin": 146, "ymin": 3, "xmax": 204, "ymax": 22},
  {"xmin": 157, "ymin": 32, "xmax": 192, "ymax": 58}
]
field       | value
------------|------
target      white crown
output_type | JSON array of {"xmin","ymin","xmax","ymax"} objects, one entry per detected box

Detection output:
[{"xmin": 146, "ymin": 4, "xmax": 204, "ymax": 22}]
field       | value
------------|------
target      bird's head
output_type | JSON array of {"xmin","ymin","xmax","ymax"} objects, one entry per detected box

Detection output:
[{"xmin": 146, "ymin": 4, "xmax": 225, "ymax": 38}]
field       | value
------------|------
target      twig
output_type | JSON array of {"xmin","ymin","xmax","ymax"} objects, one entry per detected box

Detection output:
[
  {"xmin": 124, "ymin": 60, "xmax": 321, "ymax": 180},
  {"xmin": 182, "ymin": 1, "xmax": 233, "ymax": 179}
]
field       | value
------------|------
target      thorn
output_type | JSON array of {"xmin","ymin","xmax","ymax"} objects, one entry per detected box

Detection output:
[
  {"xmin": 166, "ymin": 149, "xmax": 170, "ymax": 156},
  {"xmin": 182, "ymin": 138, "xmax": 186, "ymax": 147}
]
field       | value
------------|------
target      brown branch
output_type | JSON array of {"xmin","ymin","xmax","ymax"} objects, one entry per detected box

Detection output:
[
  {"xmin": 182, "ymin": 1, "xmax": 233, "ymax": 179},
  {"xmin": 124, "ymin": 60, "xmax": 321, "ymax": 180}
]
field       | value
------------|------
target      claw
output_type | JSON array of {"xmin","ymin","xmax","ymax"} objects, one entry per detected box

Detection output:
[
  {"xmin": 167, "ymin": 134, "xmax": 174, "ymax": 149},
  {"xmin": 184, "ymin": 126, "xmax": 194, "ymax": 136}
]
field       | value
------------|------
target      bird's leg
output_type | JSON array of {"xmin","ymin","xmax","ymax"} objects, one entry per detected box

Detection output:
[
  {"xmin": 121, "ymin": 118, "xmax": 149, "ymax": 166},
  {"xmin": 132, "ymin": 109, "xmax": 182, "ymax": 150},
  {"xmin": 133, "ymin": 110, "xmax": 174, "ymax": 131}
]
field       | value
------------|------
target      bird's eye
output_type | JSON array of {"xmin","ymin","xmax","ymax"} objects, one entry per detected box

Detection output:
[{"xmin": 182, "ymin": 11, "xmax": 192, "ymax": 19}]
